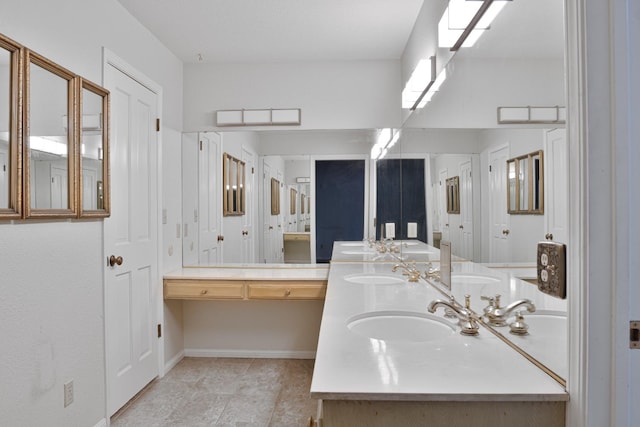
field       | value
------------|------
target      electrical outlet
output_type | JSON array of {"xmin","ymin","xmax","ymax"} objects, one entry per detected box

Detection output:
[
  {"xmin": 537, "ymin": 241, "xmax": 567, "ymax": 299},
  {"xmin": 63, "ymin": 380, "xmax": 74, "ymax": 407}
]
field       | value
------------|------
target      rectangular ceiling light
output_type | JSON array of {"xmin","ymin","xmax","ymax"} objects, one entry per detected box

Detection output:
[
  {"xmin": 216, "ymin": 108, "xmax": 301, "ymax": 127},
  {"xmin": 402, "ymin": 57, "xmax": 436, "ymax": 109},
  {"xmin": 439, "ymin": 0, "xmax": 510, "ymax": 50}
]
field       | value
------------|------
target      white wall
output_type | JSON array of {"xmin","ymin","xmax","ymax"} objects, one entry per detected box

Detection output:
[
  {"xmin": 0, "ymin": 1, "xmax": 183, "ymax": 425},
  {"xmin": 183, "ymin": 60, "xmax": 402, "ymax": 131}
]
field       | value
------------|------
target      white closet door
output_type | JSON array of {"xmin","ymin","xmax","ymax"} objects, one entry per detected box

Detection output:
[{"xmin": 489, "ymin": 146, "xmax": 510, "ymax": 262}]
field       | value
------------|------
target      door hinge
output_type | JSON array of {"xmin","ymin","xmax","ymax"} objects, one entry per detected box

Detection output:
[
  {"xmin": 2, "ymin": 164, "xmax": 5, "ymax": 172},
  {"xmin": 489, "ymin": 165, "xmax": 492, "ymax": 172},
  {"xmin": 252, "ymin": 167, "xmax": 255, "ymax": 174},
  {"xmin": 199, "ymin": 140, "xmax": 203, "ymax": 151},
  {"xmin": 156, "ymin": 118, "xmax": 160, "ymax": 132},
  {"xmin": 157, "ymin": 324, "xmax": 162, "ymax": 338},
  {"xmin": 631, "ymin": 321, "xmax": 640, "ymax": 349}
]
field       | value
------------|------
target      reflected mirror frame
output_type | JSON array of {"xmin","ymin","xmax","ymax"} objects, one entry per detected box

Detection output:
[
  {"xmin": 23, "ymin": 49, "xmax": 78, "ymax": 218},
  {"xmin": 222, "ymin": 152, "xmax": 245, "ymax": 216},
  {"xmin": 0, "ymin": 34, "xmax": 23, "ymax": 219},
  {"xmin": 78, "ymin": 77, "xmax": 110, "ymax": 218},
  {"xmin": 507, "ymin": 150, "xmax": 544, "ymax": 215}
]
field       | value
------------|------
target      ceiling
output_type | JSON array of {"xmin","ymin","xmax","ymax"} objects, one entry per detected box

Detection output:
[
  {"xmin": 116, "ymin": 0, "xmax": 564, "ymax": 65},
  {"xmin": 116, "ymin": 0, "xmax": 425, "ymax": 63}
]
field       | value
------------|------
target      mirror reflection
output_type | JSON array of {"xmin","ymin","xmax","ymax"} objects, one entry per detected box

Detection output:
[
  {"xmin": 25, "ymin": 51, "xmax": 76, "ymax": 216},
  {"xmin": 79, "ymin": 79, "xmax": 109, "ymax": 216},
  {"xmin": 179, "ymin": 0, "xmax": 568, "ymax": 382},
  {"xmin": 0, "ymin": 37, "xmax": 20, "ymax": 217}
]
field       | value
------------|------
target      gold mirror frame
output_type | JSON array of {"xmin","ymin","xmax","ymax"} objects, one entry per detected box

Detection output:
[
  {"xmin": 270, "ymin": 178, "xmax": 280, "ymax": 215},
  {"xmin": 0, "ymin": 34, "xmax": 23, "ymax": 219},
  {"xmin": 23, "ymin": 49, "xmax": 77, "ymax": 218},
  {"xmin": 223, "ymin": 152, "xmax": 245, "ymax": 216},
  {"xmin": 446, "ymin": 176, "xmax": 460, "ymax": 214},
  {"xmin": 507, "ymin": 150, "xmax": 544, "ymax": 215},
  {"xmin": 78, "ymin": 77, "xmax": 110, "ymax": 218},
  {"xmin": 290, "ymin": 187, "xmax": 297, "ymax": 215}
]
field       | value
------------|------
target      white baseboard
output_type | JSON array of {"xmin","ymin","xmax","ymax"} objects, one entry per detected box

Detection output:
[
  {"xmin": 184, "ymin": 348, "xmax": 316, "ymax": 359},
  {"xmin": 93, "ymin": 418, "xmax": 107, "ymax": 427},
  {"xmin": 164, "ymin": 350, "xmax": 185, "ymax": 374}
]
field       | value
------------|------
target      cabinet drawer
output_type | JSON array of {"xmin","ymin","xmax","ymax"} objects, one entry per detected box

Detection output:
[
  {"xmin": 164, "ymin": 280, "xmax": 245, "ymax": 300},
  {"xmin": 247, "ymin": 281, "xmax": 326, "ymax": 300}
]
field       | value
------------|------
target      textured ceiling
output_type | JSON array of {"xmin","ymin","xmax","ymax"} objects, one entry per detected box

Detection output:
[{"xmin": 116, "ymin": 0, "xmax": 425, "ymax": 63}]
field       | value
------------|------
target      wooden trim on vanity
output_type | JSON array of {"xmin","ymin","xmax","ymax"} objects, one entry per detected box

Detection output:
[{"xmin": 163, "ymin": 278, "xmax": 327, "ymax": 301}]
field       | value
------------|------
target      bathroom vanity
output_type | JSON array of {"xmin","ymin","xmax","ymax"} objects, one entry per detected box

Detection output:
[{"xmin": 310, "ymin": 240, "xmax": 568, "ymax": 427}]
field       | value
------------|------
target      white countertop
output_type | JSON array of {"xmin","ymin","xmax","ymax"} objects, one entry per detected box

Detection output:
[
  {"xmin": 330, "ymin": 240, "xmax": 466, "ymax": 263},
  {"xmin": 164, "ymin": 264, "xmax": 329, "ymax": 281},
  {"xmin": 311, "ymin": 250, "xmax": 568, "ymax": 402}
]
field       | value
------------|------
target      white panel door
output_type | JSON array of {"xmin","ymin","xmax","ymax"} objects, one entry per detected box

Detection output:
[
  {"xmin": 544, "ymin": 129, "xmax": 568, "ymax": 244},
  {"xmin": 82, "ymin": 167, "xmax": 98, "ymax": 210},
  {"xmin": 275, "ymin": 171, "xmax": 284, "ymax": 262},
  {"xmin": 262, "ymin": 161, "xmax": 273, "ymax": 263},
  {"xmin": 104, "ymin": 64, "xmax": 158, "ymax": 415},
  {"xmin": 460, "ymin": 160, "xmax": 474, "ymax": 260},
  {"xmin": 181, "ymin": 133, "xmax": 199, "ymax": 266},
  {"xmin": 198, "ymin": 133, "xmax": 221, "ymax": 265},
  {"xmin": 489, "ymin": 146, "xmax": 510, "ymax": 262},
  {"xmin": 50, "ymin": 165, "xmax": 67, "ymax": 209},
  {"xmin": 241, "ymin": 148, "xmax": 255, "ymax": 263}
]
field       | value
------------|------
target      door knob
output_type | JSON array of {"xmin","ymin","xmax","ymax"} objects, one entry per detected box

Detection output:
[
  {"xmin": 502, "ymin": 229, "xmax": 510, "ymax": 235},
  {"xmin": 459, "ymin": 225, "xmax": 464, "ymax": 229},
  {"xmin": 242, "ymin": 230, "xmax": 248, "ymax": 236},
  {"xmin": 269, "ymin": 226, "xmax": 273, "ymax": 230},
  {"xmin": 545, "ymin": 233, "xmax": 554, "ymax": 240},
  {"xmin": 217, "ymin": 235, "xmax": 224, "ymax": 242},
  {"xmin": 109, "ymin": 255, "xmax": 123, "ymax": 267}
]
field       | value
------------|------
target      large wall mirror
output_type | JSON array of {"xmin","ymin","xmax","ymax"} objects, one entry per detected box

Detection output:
[
  {"xmin": 507, "ymin": 150, "xmax": 544, "ymax": 214},
  {"xmin": 24, "ymin": 49, "xmax": 77, "ymax": 218},
  {"xmin": 223, "ymin": 152, "xmax": 245, "ymax": 216},
  {"xmin": 0, "ymin": 34, "xmax": 22, "ymax": 219},
  {"xmin": 179, "ymin": 0, "xmax": 567, "ymax": 384}
]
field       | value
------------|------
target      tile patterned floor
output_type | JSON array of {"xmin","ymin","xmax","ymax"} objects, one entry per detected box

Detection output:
[{"xmin": 111, "ymin": 357, "xmax": 318, "ymax": 427}]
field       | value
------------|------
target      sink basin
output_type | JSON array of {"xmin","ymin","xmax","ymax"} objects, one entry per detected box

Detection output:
[
  {"xmin": 347, "ymin": 311, "xmax": 456, "ymax": 342},
  {"xmin": 451, "ymin": 273, "xmax": 502, "ymax": 284},
  {"xmin": 340, "ymin": 242, "xmax": 367, "ymax": 247},
  {"xmin": 343, "ymin": 274, "xmax": 406, "ymax": 285}
]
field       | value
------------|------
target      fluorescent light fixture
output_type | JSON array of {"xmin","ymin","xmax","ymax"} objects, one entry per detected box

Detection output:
[
  {"xmin": 402, "ymin": 57, "xmax": 436, "ymax": 109},
  {"xmin": 371, "ymin": 128, "xmax": 401, "ymax": 160},
  {"xmin": 29, "ymin": 136, "xmax": 68, "ymax": 156},
  {"xmin": 417, "ymin": 69, "xmax": 447, "ymax": 108},
  {"xmin": 438, "ymin": 0, "xmax": 510, "ymax": 50}
]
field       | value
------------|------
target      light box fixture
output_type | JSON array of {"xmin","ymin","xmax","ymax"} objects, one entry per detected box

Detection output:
[
  {"xmin": 497, "ymin": 106, "xmax": 566, "ymax": 124},
  {"xmin": 216, "ymin": 108, "xmax": 301, "ymax": 127},
  {"xmin": 402, "ymin": 57, "xmax": 436, "ymax": 110},
  {"xmin": 370, "ymin": 128, "xmax": 401, "ymax": 160},
  {"xmin": 439, "ymin": 0, "xmax": 511, "ymax": 51}
]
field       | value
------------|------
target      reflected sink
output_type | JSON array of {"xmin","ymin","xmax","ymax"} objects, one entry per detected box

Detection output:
[
  {"xmin": 340, "ymin": 250, "xmax": 374, "ymax": 255},
  {"xmin": 343, "ymin": 274, "xmax": 406, "ymax": 285},
  {"xmin": 518, "ymin": 311, "xmax": 567, "ymax": 333},
  {"xmin": 451, "ymin": 273, "xmax": 502, "ymax": 284},
  {"xmin": 340, "ymin": 242, "xmax": 367, "ymax": 247},
  {"xmin": 347, "ymin": 311, "xmax": 456, "ymax": 342},
  {"xmin": 402, "ymin": 249, "xmax": 435, "ymax": 255}
]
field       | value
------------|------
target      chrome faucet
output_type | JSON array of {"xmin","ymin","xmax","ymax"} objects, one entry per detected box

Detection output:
[
  {"xmin": 481, "ymin": 294, "xmax": 536, "ymax": 326},
  {"xmin": 423, "ymin": 262, "xmax": 441, "ymax": 282},
  {"xmin": 428, "ymin": 295, "xmax": 479, "ymax": 336},
  {"xmin": 392, "ymin": 262, "xmax": 421, "ymax": 282}
]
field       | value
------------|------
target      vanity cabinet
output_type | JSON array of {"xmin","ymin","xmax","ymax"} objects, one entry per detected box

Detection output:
[
  {"xmin": 163, "ymin": 267, "xmax": 329, "ymax": 301},
  {"xmin": 163, "ymin": 280, "xmax": 245, "ymax": 300}
]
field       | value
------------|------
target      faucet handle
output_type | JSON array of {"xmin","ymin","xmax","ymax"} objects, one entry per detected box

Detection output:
[
  {"xmin": 464, "ymin": 294, "xmax": 471, "ymax": 309},
  {"xmin": 509, "ymin": 311, "xmax": 530, "ymax": 335}
]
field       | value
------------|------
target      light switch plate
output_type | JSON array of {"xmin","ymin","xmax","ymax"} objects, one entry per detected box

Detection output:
[{"xmin": 537, "ymin": 241, "xmax": 567, "ymax": 299}]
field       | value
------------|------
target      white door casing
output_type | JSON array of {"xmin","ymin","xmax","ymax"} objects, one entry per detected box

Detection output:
[
  {"xmin": 544, "ymin": 129, "xmax": 569, "ymax": 244},
  {"xmin": 0, "ymin": 148, "xmax": 7, "ymax": 207},
  {"xmin": 460, "ymin": 160, "xmax": 474, "ymax": 260},
  {"xmin": 181, "ymin": 133, "xmax": 198, "ymax": 266},
  {"xmin": 104, "ymin": 61, "xmax": 159, "ymax": 416},
  {"xmin": 489, "ymin": 145, "xmax": 510, "ymax": 262}
]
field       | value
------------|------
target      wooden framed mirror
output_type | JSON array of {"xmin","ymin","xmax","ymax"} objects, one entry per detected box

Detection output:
[
  {"xmin": 301, "ymin": 193, "xmax": 305, "ymax": 214},
  {"xmin": 507, "ymin": 150, "xmax": 544, "ymax": 215},
  {"xmin": 23, "ymin": 49, "xmax": 77, "ymax": 218},
  {"xmin": 0, "ymin": 34, "xmax": 22, "ymax": 219},
  {"xmin": 78, "ymin": 77, "xmax": 110, "ymax": 217},
  {"xmin": 290, "ymin": 187, "xmax": 297, "ymax": 215},
  {"xmin": 223, "ymin": 152, "xmax": 245, "ymax": 216},
  {"xmin": 270, "ymin": 177, "xmax": 280, "ymax": 215},
  {"xmin": 446, "ymin": 176, "xmax": 460, "ymax": 214}
]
